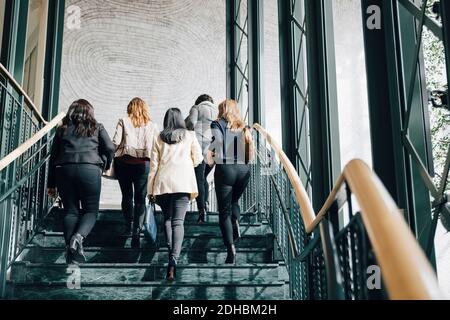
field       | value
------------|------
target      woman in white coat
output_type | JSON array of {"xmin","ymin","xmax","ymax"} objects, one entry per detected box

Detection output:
[{"xmin": 148, "ymin": 108, "xmax": 203, "ymax": 281}]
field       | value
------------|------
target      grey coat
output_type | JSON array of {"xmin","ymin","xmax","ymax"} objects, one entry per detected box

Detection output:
[{"xmin": 185, "ymin": 101, "xmax": 218, "ymax": 155}]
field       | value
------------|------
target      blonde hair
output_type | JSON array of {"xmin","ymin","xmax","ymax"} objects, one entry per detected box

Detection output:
[
  {"xmin": 218, "ymin": 99, "xmax": 246, "ymax": 130},
  {"xmin": 127, "ymin": 97, "xmax": 151, "ymax": 128}
]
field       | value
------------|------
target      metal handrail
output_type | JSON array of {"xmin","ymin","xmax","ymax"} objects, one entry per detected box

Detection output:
[
  {"xmin": 0, "ymin": 63, "xmax": 48, "ymax": 125},
  {"xmin": 0, "ymin": 113, "xmax": 65, "ymax": 172},
  {"xmin": 252, "ymin": 123, "xmax": 444, "ymax": 300}
]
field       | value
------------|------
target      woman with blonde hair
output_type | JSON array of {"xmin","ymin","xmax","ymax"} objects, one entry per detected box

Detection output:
[
  {"xmin": 207, "ymin": 99, "xmax": 254, "ymax": 264},
  {"xmin": 113, "ymin": 97, "xmax": 159, "ymax": 248}
]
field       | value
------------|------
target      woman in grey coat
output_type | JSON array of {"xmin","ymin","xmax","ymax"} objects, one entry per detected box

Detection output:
[{"xmin": 185, "ymin": 94, "xmax": 218, "ymax": 223}]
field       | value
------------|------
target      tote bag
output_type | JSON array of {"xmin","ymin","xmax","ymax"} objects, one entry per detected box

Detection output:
[{"xmin": 143, "ymin": 202, "xmax": 158, "ymax": 244}]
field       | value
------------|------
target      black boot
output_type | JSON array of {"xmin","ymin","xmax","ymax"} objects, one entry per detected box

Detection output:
[
  {"xmin": 167, "ymin": 257, "xmax": 177, "ymax": 282},
  {"xmin": 197, "ymin": 209, "xmax": 207, "ymax": 224},
  {"xmin": 131, "ymin": 228, "xmax": 141, "ymax": 249},
  {"xmin": 69, "ymin": 233, "xmax": 86, "ymax": 263},
  {"xmin": 232, "ymin": 218, "xmax": 241, "ymax": 241},
  {"xmin": 65, "ymin": 246, "xmax": 77, "ymax": 265},
  {"xmin": 121, "ymin": 222, "xmax": 133, "ymax": 237},
  {"xmin": 225, "ymin": 244, "xmax": 237, "ymax": 264}
]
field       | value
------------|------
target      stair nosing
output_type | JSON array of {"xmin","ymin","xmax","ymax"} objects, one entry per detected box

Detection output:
[
  {"xmin": 12, "ymin": 262, "xmax": 283, "ymax": 268},
  {"xmin": 24, "ymin": 245, "xmax": 272, "ymax": 253},
  {"xmin": 8, "ymin": 280, "xmax": 289, "ymax": 288}
]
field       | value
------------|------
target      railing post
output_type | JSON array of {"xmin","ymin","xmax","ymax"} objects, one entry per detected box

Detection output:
[
  {"xmin": 319, "ymin": 218, "xmax": 345, "ymax": 300},
  {"xmin": 0, "ymin": 167, "xmax": 14, "ymax": 299}
]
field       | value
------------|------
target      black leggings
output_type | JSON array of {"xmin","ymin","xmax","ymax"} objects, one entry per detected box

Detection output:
[
  {"xmin": 214, "ymin": 164, "xmax": 251, "ymax": 247},
  {"xmin": 195, "ymin": 161, "xmax": 213, "ymax": 211},
  {"xmin": 56, "ymin": 164, "xmax": 102, "ymax": 245},
  {"xmin": 115, "ymin": 160, "xmax": 150, "ymax": 231}
]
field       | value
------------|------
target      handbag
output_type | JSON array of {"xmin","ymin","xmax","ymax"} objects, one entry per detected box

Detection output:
[
  {"xmin": 143, "ymin": 202, "xmax": 158, "ymax": 244},
  {"xmin": 102, "ymin": 159, "xmax": 116, "ymax": 180},
  {"xmin": 102, "ymin": 119, "xmax": 125, "ymax": 181}
]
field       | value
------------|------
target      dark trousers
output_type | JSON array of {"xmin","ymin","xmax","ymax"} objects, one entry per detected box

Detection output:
[
  {"xmin": 156, "ymin": 193, "xmax": 190, "ymax": 261},
  {"xmin": 214, "ymin": 164, "xmax": 251, "ymax": 247},
  {"xmin": 115, "ymin": 160, "xmax": 150, "ymax": 232},
  {"xmin": 56, "ymin": 164, "xmax": 102, "ymax": 245},
  {"xmin": 194, "ymin": 161, "xmax": 213, "ymax": 211}
]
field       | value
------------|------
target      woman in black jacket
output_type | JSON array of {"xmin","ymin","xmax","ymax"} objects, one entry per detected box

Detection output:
[
  {"xmin": 207, "ymin": 100, "xmax": 254, "ymax": 264},
  {"xmin": 48, "ymin": 99, "xmax": 115, "ymax": 264}
]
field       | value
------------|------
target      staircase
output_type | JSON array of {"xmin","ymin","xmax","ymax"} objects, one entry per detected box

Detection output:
[{"xmin": 6, "ymin": 209, "xmax": 290, "ymax": 300}]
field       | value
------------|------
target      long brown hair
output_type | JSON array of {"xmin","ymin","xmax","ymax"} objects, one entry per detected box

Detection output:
[
  {"xmin": 127, "ymin": 97, "xmax": 151, "ymax": 128},
  {"xmin": 62, "ymin": 99, "xmax": 98, "ymax": 137},
  {"xmin": 218, "ymin": 99, "xmax": 245, "ymax": 130}
]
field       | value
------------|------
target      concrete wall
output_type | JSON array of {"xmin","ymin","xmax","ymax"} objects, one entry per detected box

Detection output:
[{"xmin": 59, "ymin": 0, "xmax": 226, "ymax": 205}]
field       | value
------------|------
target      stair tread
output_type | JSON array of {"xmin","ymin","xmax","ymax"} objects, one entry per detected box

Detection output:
[
  {"xmin": 24, "ymin": 245, "xmax": 271, "ymax": 252},
  {"xmin": 8, "ymin": 208, "xmax": 288, "ymax": 300},
  {"xmin": 9, "ymin": 280, "xmax": 288, "ymax": 287},
  {"xmin": 14, "ymin": 262, "xmax": 282, "ymax": 268}
]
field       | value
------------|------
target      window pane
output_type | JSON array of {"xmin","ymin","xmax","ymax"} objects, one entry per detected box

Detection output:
[
  {"xmin": 0, "ymin": 0, "xmax": 5, "ymax": 56},
  {"xmin": 332, "ymin": 0, "xmax": 373, "ymax": 169},
  {"xmin": 24, "ymin": 0, "xmax": 48, "ymax": 110},
  {"xmin": 263, "ymin": 0, "xmax": 282, "ymax": 145}
]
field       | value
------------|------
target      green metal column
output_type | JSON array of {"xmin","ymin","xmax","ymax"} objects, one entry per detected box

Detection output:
[
  {"xmin": 3, "ymin": 0, "xmax": 28, "ymax": 83},
  {"xmin": 305, "ymin": 0, "xmax": 341, "ymax": 211},
  {"xmin": 278, "ymin": 0, "xmax": 297, "ymax": 166},
  {"xmin": 226, "ymin": 0, "xmax": 238, "ymax": 100},
  {"xmin": 361, "ymin": 0, "xmax": 434, "ymax": 262},
  {"xmin": 361, "ymin": 0, "xmax": 411, "ymax": 215},
  {"xmin": 248, "ymin": 0, "xmax": 264, "ymax": 126},
  {"xmin": 0, "ymin": 0, "xmax": 29, "ymax": 299},
  {"xmin": 396, "ymin": 0, "xmax": 434, "ymax": 255},
  {"xmin": 42, "ymin": 0, "xmax": 65, "ymax": 120}
]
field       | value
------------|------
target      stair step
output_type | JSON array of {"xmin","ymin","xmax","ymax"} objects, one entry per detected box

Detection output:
[
  {"xmin": 39, "ymin": 220, "xmax": 270, "ymax": 237},
  {"xmin": 47, "ymin": 210, "xmax": 261, "ymax": 224},
  {"xmin": 32, "ymin": 232, "xmax": 275, "ymax": 249},
  {"xmin": 11, "ymin": 262, "xmax": 288, "ymax": 284},
  {"xmin": 7, "ymin": 280, "xmax": 289, "ymax": 300},
  {"xmin": 20, "ymin": 246, "xmax": 276, "ymax": 264}
]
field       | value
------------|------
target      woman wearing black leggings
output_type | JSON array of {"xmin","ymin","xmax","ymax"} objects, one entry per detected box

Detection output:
[
  {"xmin": 48, "ymin": 99, "xmax": 115, "ymax": 264},
  {"xmin": 208, "ymin": 100, "xmax": 254, "ymax": 264}
]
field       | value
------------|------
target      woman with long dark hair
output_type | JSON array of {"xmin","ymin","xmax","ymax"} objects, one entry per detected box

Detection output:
[
  {"xmin": 112, "ymin": 98, "xmax": 159, "ymax": 248},
  {"xmin": 48, "ymin": 99, "xmax": 115, "ymax": 264},
  {"xmin": 148, "ymin": 108, "xmax": 203, "ymax": 281},
  {"xmin": 207, "ymin": 100, "xmax": 254, "ymax": 264}
]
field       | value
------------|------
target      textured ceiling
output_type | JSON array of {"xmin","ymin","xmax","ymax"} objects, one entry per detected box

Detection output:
[{"xmin": 59, "ymin": 0, "xmax": 226, "ymax": 204}]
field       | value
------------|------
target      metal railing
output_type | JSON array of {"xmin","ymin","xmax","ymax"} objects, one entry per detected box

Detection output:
[
  {"xmin": 0, "ymin": 63, "xmax": 64, "ymax": 298},
  {"xmin": 240, "ymin": 124, "xmax": 443, "ymax": 300}
]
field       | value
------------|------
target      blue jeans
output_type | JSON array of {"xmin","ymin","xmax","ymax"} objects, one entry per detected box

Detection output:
[{"xmin": 115, "ymin": 160, "xmax": 150, "ymax": 232}]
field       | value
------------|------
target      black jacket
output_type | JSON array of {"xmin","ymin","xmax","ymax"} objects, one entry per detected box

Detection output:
[
  {"xmin": 210, "ymin": 118, "xmax": 250, "ymax": 165},
  {"xmin": 48, "ymin": 123, "xmax": 115, "ymax": 188}
]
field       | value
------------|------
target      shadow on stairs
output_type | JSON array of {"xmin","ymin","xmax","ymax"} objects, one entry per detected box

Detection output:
[{"xmin": 6, "ymin": 209, "xmax": 290, "ymax": 300}]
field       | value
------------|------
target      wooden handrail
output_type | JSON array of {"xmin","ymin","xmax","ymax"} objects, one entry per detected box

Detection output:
[
  {"xmin": 252, "ymin": 124, "xmax": 444, "ymax": 300},
  {"xmin": 0, "ymin": 63, "xmax": 47, "ymax": 124},
  {"xmin": 253, "ymin": 124, "xmax": 317, "ymax": 227},
  {"xmin": 0, "ymin": 113, "xmax": 65, "ymax": 172}
]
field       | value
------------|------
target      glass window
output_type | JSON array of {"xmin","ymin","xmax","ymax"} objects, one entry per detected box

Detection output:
[
  {"xmin": 235, "ymin": 0, "xmax": 249, "ymax": 122},
  {"xmin": 331, "ymin": 0, "xmax": 373, "ymax": 169},
  {"xmin": 0, "ymin": 0, "xmax": 5, "ymax": 57},
  {"xmin": 263, "ymin": 0, "xmax": 282, "ymax": 145},
  {"xmin": 23, "ymin": 0, "xmax": 48, "ymax": 110}
]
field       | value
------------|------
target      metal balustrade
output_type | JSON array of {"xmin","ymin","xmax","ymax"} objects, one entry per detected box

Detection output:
[
  {"xmin": 239, "ymin": 124, "xmax": 442, "ymax": 300},
  {"xmin": 0, "ymin": 63, "xmax": 65, "ymax": 298}
]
